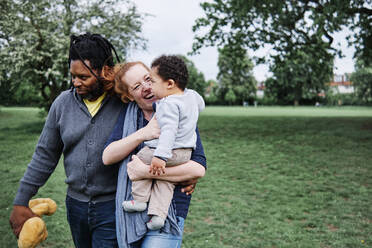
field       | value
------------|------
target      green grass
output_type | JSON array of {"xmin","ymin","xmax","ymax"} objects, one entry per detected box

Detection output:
[
  {"xmin": 1, "ymin": 106, "xmax": 372, "ymax": 247},
  {"xmin": 0, "ymin": 107, "xmax": 72, "ymax": 247}
]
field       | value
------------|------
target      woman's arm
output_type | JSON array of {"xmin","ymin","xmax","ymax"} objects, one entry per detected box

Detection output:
[
  {"xmin": 127, "ymin": 155, "xmax": 205, "ymax": 182},
  {"xmin": 127, "ymin": 125, "xmax": 207, "ymax": 181},
  {"xmin": 102, "ymin": 116, "xmax": 160, "ymax": 165}
]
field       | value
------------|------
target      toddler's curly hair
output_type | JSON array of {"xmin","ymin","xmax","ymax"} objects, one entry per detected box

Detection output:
[{"xmin": 151, "ymin": 55, "xmax": 188, "ymax": 90}]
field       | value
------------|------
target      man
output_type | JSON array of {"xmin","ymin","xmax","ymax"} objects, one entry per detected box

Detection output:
[{"xmin": 9, "ymin": 33, "xmax": 123, "ymax": 247}]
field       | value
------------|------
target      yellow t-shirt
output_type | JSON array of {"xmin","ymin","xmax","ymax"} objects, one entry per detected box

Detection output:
[{"xmin": 83, "ymin": 92, "xmax": 107, "ymax": 117}]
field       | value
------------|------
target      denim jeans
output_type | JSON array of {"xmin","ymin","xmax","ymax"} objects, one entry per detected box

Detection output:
[
  {"xmin": 66, "ymin": 195, "xmax": 118, "ymax": 248},
  {"xmin": 132, "ymin": 216, "xmax": 185, "ymax": 248}
]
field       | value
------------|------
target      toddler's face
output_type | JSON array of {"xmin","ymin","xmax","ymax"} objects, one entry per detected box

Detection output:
[{"xmin": 150, "ymin": 67, "xmax": 169, "ymax": 99}]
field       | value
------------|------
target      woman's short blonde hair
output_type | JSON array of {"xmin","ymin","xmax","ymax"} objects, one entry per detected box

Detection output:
[{"xmin": 103, "ymin": 61, "xmax": 150, "ymax": 103}]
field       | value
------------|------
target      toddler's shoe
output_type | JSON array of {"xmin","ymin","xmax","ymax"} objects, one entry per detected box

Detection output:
[
  {"xmin": 122, "ymin": 200, "xmax": 147, "ymax": 212},
  {"xmin": 146, "ymin": 215, "xmax": 165, "ymax": 230}
]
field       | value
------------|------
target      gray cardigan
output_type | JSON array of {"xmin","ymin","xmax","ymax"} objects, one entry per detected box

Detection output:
[{"xmin": 14, "ymin": 89, "xmax": 123, "ymax": 206}]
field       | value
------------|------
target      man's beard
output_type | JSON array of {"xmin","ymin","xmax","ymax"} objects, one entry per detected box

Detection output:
[{"xmin": 82, "ymin": 80, "xmax": 104, "ymax": 101}]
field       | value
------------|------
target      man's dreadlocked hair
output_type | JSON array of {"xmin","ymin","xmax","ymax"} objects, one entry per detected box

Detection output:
[{"xmin": 68, "ymin": 33, "xmax": 120, "ymax": 94}]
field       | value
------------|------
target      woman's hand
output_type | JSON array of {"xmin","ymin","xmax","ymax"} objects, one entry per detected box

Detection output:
[{"xmin": 139, "ymin": 116, "xmax": 160, "ymax": 141}]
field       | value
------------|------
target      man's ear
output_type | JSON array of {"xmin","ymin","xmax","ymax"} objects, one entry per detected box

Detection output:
[{"xmin": 167, "ymin": 79, "xmax": 176, "ymax": 89}]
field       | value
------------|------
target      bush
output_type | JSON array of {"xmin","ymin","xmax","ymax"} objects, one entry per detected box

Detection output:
[
  {"xmin": 350, "ymin": 67, "xmax": 372, "ymax": 104},
  {"xmin": 0, "ymin": 81, "xmax": 42, "ymax": 107},
  {"xmin": 256, "ymin": 96, "xmax": 277, "ymax": 106},
  {"xmin": 324, "ymin": 93, "xmax": 365, "ymax": 106},
  {"xmin": 204, "ymin": 91, "xmax": 219, "ymax": 105}
]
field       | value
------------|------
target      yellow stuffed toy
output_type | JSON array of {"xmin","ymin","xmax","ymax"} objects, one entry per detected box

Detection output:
[{"xmin": 18, "ymin": 198, "xmax": 57, "ymax": 248}]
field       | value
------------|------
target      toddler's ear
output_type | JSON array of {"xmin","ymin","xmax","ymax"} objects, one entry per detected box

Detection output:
[{"xmin": 167, "ymin": 79, "xmax": 176, "ymax": 89}]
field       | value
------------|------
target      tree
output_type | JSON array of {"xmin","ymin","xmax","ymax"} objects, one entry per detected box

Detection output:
[
  {"xmin": 217, "ymin": 44, "xmax": 256, "ymax": 105},
  {"xmin": 0, "ymin": 0, "xmax": 146, "ymax": 110},
  {"xmin": 179, "ymin": 55, "xmax": 207, "ymax": 97},
  {"xmin": 350, "ymin": 61, "xmax": 372, "ymax": 104},
  {"xmin": 265, "ymin": 47, "xmax": 333, "ymax": 105},
  {"xmin": 192, "ymin": 0, "xmax": 372, "ymax": 104},
  {"xmin": 193, "ymin": 0, "xmax": 371, "ymax": 60},
  {"xmin": 224, "ymin": 88, "xmax": 236, "ymax": 105},
  {"xmin": 204, "ymin": 80, "xmax": 220, "ymax": 105},
  {"xmin": 347, "ymin": 2, "xmax": 372, "ymax": 67}
]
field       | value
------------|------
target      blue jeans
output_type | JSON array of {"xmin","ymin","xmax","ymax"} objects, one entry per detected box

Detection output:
[
  {"xmin": 135, "ymin": 216, "xmax": 185, "ymax": 248},
  {"xmin": 66, "ymin": 195, "xmax": 118, "ymax": 248}
]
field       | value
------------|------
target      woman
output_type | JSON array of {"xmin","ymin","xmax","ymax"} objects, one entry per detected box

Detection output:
[{"xmin": 102, "ymin": 61, "xmax": 206, "ymax": 248}]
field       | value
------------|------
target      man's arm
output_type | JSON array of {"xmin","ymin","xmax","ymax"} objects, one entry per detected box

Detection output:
[{"xmin": 10, "ymin": 100, "xmax": 63, "ymax": 237}]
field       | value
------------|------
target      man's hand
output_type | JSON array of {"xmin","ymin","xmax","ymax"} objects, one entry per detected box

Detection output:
[
  {"xmin": 9, "ymin": 205, "xmax": 38, "ymax": 238},
  {"xmin": 179, "ymin": 178, "xmax": 199, "ymax": 195},
  {"xmin": 149, "ymin": 157, "xmax": 166, "ymax": 175},
  {"xmin": 127, "ymin": 155, "xmax": 150, "ymax": 181}
]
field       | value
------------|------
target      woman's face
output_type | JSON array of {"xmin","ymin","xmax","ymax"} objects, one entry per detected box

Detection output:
[{"xmin": 122, "ymin": 64, "xmax": 157, "ymax": 111}]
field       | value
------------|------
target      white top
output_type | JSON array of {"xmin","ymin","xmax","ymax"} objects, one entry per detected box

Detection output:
[{"xmin": 145, "ymin": 88, "xmax": 205, "ymax": 159}]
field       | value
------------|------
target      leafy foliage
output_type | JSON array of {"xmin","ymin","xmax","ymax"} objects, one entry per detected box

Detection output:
[
  {"xmin": 192, "ymin": 0, "xmax": 372, "ymax": 104},
  {"xmin": 217, "ymin": 44, "xmax": 256, "ymax": 105},
  {"xmin": 0, "ymin": 0, "xmax": 146, "ymax": 110},
  {"xmin": 224, "ymin": 88, "xmax": 236, "ymax": 105},
  {"xmin": 204, "ymin": 80, "xmax": 220, "ymax": 105},
  {"xmin": 179, "ymin": 55, "xmax": 207, "ymax": 97},
  {"xmin": 351, "ymin": 65, "xmax": 372, "ymax": 104},
  {"xmin": 193, "ymin": 0, "xmax": 371, "ymax": 60},
  {"xmin": 265, "ymin": 48, "xmax": 333, "ymax": 105}
]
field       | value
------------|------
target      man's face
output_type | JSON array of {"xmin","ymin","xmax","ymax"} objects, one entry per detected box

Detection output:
[{"xmin": 70, "ymin": 60, "xmax": 103, "ymax": 100}]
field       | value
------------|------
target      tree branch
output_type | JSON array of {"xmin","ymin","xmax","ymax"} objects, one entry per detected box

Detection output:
[
  {"xmin": 29, "ymin": 15, "xmax": 44, "ymax": 51},
  {"xmin": 346, "ymin": 7, "xmax": 372, "ymax": 16}
]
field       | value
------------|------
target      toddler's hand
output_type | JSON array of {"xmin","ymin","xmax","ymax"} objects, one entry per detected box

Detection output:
[{"xmin": 149, "ymin": 157, "xmax": 166, "ymax": 176}]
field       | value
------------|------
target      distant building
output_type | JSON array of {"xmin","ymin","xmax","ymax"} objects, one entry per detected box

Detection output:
[
  {"xmin": 205, "ymin": 80, "xmax": 217, "ymax": 97},
  {"xmin": 328, "ymin": 73, "xmax": 354, "ymax": 94},
  {"xmin": 256, "ymin": 82, "xmax": 265, "ymax": 98},
  {"xmin": 251, "ymin": 73, "xmax": 354, "ymax": 100}
]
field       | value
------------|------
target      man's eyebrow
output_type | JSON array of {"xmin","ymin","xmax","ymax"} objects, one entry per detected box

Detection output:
[{"xmin": 70, "ymin": 72, "xmax": 90, "ymax": 77}]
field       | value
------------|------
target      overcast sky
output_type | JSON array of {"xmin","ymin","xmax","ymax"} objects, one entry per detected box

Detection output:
[{"xmin": 129, "ymin": 0, "xmax": 356, "ymax": 82}]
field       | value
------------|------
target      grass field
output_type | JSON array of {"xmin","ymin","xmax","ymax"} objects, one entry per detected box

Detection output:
[{"xmin": 1, "ymin": 106, "xmax": 372, "ymax": 247}]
